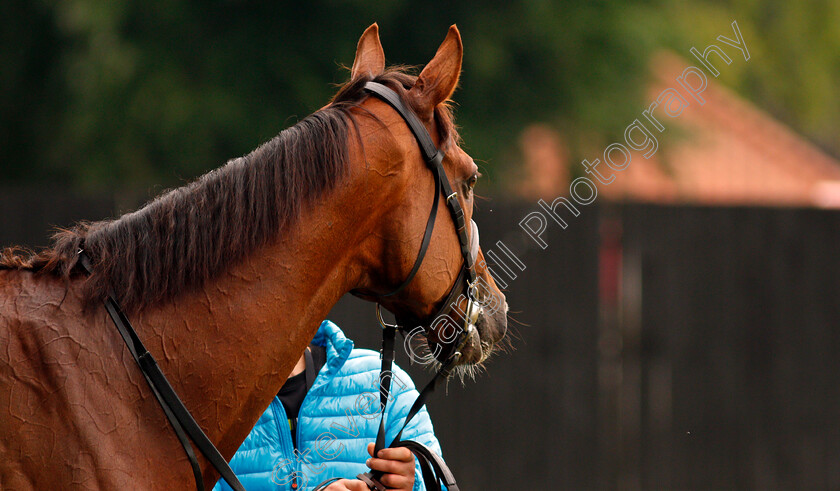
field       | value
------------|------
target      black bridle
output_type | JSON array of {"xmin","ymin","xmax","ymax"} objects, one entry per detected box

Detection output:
[
  {"xmin": 79, "ymin": 81, "xmax": 476, "ymax": 491},
  {"xmin": 331, "ymin": 81, "xmax": 481, "ymax": 491},
  {"xmin": 355, "ymin": 81, "xmax": 483, "ymax": 362}
]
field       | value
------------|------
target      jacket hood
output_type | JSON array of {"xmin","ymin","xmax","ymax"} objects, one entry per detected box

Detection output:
[{"xmin": 310, "ymin": 320, "xmax": 354, "ymax": 392}]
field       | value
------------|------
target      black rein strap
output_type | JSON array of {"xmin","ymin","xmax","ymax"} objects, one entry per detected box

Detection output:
[
  {"xmin": 356, "ymin": 325, "xmax": 461, "ymax": 491},
  {"xmin": 77, "ymin": 250, "xmax": 246, "ymax": 491}
]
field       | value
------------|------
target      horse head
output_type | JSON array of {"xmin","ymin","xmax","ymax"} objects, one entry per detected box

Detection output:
[{"xmin": 343, "ymin": 24, "xmax": 508, "ymax": 367}]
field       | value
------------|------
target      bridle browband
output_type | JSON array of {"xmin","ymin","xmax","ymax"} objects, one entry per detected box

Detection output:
[{"xmin": 77, "ymin": 81, "xmax": 476, "ymax": 491}]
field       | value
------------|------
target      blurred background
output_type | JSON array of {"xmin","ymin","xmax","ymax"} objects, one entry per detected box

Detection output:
[{"xmin": 3, "ymin": 1, "xmax": 840, "ymax": 489}]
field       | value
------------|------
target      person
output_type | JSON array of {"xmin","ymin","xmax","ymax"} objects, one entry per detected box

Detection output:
[{"xmin": 213, "ymin": 320, "xmax": 443, "ymax": 491}]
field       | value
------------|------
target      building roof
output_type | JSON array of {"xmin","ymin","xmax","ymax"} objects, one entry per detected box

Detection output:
[{"xmin": 516, "ymin": 52, "xmax": 840, "ymax": 208}]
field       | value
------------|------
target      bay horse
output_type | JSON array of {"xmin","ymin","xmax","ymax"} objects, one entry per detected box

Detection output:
[{"xmin": 0, "ymin": 24, "xmax": 507, "ymax": 489}]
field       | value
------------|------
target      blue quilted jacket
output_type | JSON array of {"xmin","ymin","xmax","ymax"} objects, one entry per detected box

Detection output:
[{"xmin": 213, "ymin": 320, "xmax": 443, "ymax": 491}]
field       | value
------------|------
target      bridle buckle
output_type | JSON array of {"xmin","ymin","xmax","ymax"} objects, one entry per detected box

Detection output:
[{"xmin": 375, "ymin": 304, "xmax": 399, "ymax": 331}]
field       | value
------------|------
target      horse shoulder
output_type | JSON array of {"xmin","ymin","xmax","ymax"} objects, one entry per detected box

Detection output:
[{"xmin": 0, "ymin": 270, "xmax": 159, "ymax": 489}]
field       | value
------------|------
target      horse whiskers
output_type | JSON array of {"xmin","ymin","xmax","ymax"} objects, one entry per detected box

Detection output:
[
  {"xmin": 451, "ymin": 359, "xmax": 486, "ymax": 385},
  {"xmin": 414, "ymin": 347, "xmax": 491, "ymax": 387},
  {"xmin": 403, "ymin": 326, "xmax": 508, "ymax": 386}
]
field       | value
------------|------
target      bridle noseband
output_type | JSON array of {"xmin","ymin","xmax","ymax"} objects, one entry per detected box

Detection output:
[{"xmin": 359, "ymin": 81, "xmax": 483, "ymax": 363}]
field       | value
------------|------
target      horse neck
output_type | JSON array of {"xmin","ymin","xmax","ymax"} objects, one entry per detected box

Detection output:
[{"xmin": 134, "ymin": 164, "xmax": 379, "ymax": 468}]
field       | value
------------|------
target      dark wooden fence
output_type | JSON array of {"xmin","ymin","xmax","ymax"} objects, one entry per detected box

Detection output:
[
  {"xmin": 3, "ymin": 188, "xmax": 839, "ymax": 490},
  {"xmin": 619, "ymin": 205, "xmax": 840, "ymax": 490},
  {"xmin": 334, "ymin": 203, "xmax": 840, "ymax": 490}
]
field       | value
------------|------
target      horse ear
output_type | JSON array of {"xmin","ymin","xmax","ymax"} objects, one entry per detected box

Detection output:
[
  {"xmin": 410, "ymin": 25, "xmax": 463, "ymax": 111},
  {"xmin": 351, "ymin": 23, "xmax": 386, "ymax": 80}
]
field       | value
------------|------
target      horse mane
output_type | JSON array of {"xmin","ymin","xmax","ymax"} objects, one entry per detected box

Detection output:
[{"xmin": 0, "ymin": 68, "xmax": 459, "ymax": 312}]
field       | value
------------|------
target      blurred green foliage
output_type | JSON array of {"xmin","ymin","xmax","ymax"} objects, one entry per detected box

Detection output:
[{"xmin": 1, "ymin": 1, "xmax": 839, "ymax": 191}]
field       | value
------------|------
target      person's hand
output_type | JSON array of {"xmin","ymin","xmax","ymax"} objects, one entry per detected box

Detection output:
[
  {"xmin": 365, "ymin": 442, "xmax": 416, "ymax": 491},
  {"xmin": 323, "ymin": 478, "xmax": 370, "ymax": 491}
]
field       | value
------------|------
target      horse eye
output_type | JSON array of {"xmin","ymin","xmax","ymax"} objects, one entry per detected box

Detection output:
[{"xmin": 467, "ymin": 175, "xmax": 478, "ymax": 189}]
